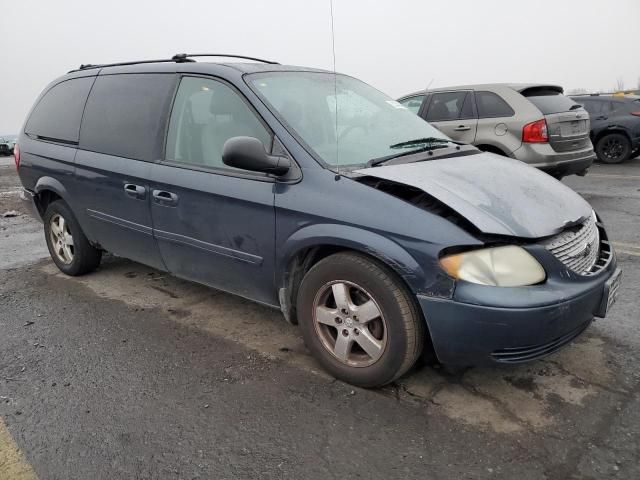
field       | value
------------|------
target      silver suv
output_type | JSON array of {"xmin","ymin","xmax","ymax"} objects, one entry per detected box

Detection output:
[{"xmin": 398, "ymin": 84, "xmax": 595, "ymax": 178}]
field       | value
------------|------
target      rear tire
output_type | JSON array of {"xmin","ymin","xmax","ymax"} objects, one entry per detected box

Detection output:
[
  {"xmin": 297, "ymin": 252, "xmax": 425, "ymax": 388},
  {"xmin": 596, "ymin": 133, "xmax": 631, "ymax": 164},
  {"xmin": 44, "ymin": 200, "xmax": 102, "ymax": 276}
]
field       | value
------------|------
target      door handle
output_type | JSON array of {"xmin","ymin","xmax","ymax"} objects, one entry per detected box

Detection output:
[
  {"xmin": 595, "ymin": 116, "xmax": 608, "ymax": 121},
  {"xmin": 124, "ymin": 183, "xmax": 146, "ymax": 199},
  {"xmin": 453, "ymin": 125, "xmax": 471, "ymax": 131},
  {"xmin": 152, "ymin": 190, "xmax": 179, "ymax": 206}
]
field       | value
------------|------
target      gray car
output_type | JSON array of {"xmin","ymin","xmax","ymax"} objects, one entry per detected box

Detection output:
[{"xmin": 399, "ymin": 84, "xmax": 595, "ymax": 178}]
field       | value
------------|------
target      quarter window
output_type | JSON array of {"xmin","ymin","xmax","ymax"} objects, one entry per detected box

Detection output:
[
  {"xmin": 398, "ymin": 95, "xmax": 425, "ymax": 114},
  {"xmin": 80, "ymin": 74, "xmax": 176, "ymax": 161},
  {"xmin": 165, "ymin": 77, "xmax": 272, "ymax": 170},
  {"xmin": 25, "ymin": 77, "xmax": 95, "ymax": 143},
  {"xmin": 426, "ymin": 92, "xmax": 469, "ymax": 121},
  {"xmin": 475, "ymin": 91, "xmax": 515, "ymax": 118}
]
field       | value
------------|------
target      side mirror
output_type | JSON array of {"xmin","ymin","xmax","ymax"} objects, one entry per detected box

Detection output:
[{"xmin": 222, "ymin": 136, "xmax": 291, "ymax": 176}]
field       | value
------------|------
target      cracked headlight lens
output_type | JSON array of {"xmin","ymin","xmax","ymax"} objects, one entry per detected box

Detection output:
[{"xmin": 439, "ymin": 245, "xmax": 546, "ymax": 287}]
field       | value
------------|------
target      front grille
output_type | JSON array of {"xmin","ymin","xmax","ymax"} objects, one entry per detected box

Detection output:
[
  {"xmin": 543, "ymin": 212, "xmax": 602, "ymax": 275},
  {"xmin": 491, "ymin": 320, "xmax": 591, "ymax": 363}
]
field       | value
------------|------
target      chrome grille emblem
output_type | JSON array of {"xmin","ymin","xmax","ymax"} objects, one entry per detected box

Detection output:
[{"xmin": 543, "ymin": 212, "xmax": 600, "ymax": 275}]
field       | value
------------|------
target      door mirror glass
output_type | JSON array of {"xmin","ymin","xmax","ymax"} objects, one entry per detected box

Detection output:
[{"xmin": 222, "ymin": 136, "xmax": 291, "ymax": 176}]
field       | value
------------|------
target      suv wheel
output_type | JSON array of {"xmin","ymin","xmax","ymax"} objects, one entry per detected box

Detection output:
[
  {"xmin": 596, "ymin": 133, "xmax": 631, "ymax": 164},
  {"xmin": 297, "ymin": 252, "xmax": 425, "ymax": 387},
  {"xmin": 44, "ymin": 200, "xmax": 102, "ymax": 276}
]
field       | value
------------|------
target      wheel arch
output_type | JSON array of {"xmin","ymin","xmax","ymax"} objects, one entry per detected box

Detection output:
[
  {"xmin": 593, "ymin": 126, "xmax": 632, "ymax": 144},
  {"xmin": 33, "ymin": 177, "xmax": 70, "ymax": 217},
  {"xmin": 277, "ymin": 224, "xmax": 427, "ymax": 325},
  {"xmin": 476, "ymin": 143, "xmax": 508, "ymax": 157}
]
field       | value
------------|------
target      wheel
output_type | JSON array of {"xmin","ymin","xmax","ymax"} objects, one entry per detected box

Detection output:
[
  {"xmin": 297, "ymin": 252, "xmax": 425, "ymax": 387},
  {"xmin": 44, "ymin": 200, "xmax": 102, "ymax": 276},
  {"xmin": 596, "ymin": 133, "xmax": 631, "ymax": 164}
]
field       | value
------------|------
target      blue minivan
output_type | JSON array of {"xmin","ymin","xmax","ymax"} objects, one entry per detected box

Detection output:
[{"xmin": 17, "ymin": 55, "xmax": 621, "ymax": 387}]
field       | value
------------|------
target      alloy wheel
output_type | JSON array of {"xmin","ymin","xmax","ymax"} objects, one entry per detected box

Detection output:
[
  {"xmin": 601, "ymin": 137, "xmax": 625, "ymax": 162},
  {"xmin": 49, "ymin": 213, "xmax": 74, "ymax": 264},
  {"xmin": 313, "ymin": 281, "xmax": 388, "ymax": 367}
]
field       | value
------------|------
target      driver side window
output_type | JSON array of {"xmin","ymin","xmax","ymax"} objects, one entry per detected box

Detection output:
[{"xmin": 165, "ymin": 77, "xmax": 272, "ymax": 170}]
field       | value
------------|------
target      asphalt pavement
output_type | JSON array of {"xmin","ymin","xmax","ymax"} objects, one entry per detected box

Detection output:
[{"xmin": 1, "ymin": 156, "xmax": 639, "ymax": 479}]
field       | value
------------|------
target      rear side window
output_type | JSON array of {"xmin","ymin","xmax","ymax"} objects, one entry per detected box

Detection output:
[
  {"xmin": 25, "ymin": 77, "xmax": 95, "ymax": 143},
  {"xmin": 426, "ymin": 91, "xmax": 469, "ymax": 121},
  {"xmin": 80, "ymin": 74, "xmax": 176, "ymax": 161},
  {"xmin": 398, "ymin": 95, "xmax": 425, "ymax": 114},
  {"xmin": 475, "ymin": 91, "xmax": 515, "ymax": 118},
  {"xmin": 521, "ymin": 88, "xmax": 579, "ymax": 115}
]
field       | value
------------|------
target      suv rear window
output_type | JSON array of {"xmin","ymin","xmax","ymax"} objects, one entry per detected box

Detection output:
[
  {"xmin": 25, "ymin": 77, "xmax": 95, "ymax": 143},
  {"xmin": 521, "ymin": 87, "xmax": 579, "ymax": 115},
  {"xmin": 80, "ymin": 74, "xmax": 175, "ymax": 161}
]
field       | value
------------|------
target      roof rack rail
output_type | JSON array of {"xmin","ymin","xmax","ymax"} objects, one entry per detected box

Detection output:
[
  {"xmin": 70, "ymin": 53, "xmax": 278, "ymax": 73},
  {"xmin": 172, "ymin": 53, "xmax": 279, "ymax": 64},
  {"xmin": 71, "ymin": 58, "xmax": 195, "ymax": 73}
]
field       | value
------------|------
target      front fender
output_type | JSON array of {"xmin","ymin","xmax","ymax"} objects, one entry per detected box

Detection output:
[{"xmin": 277, "ymin": 223, "xmax": 427, "ymax": 294}]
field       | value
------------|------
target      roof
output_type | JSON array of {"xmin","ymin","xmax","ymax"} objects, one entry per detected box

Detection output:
[
  {"xmin": 570, "ymin": 93, "xmax": 640, "ymax": 101},
  {"xmin": 400, "ymin": 83, "xmax": 564, "ymax": 99},
  {"xmin": 219, "ymin": 62, "xmax": 331, "ymax": 74}
]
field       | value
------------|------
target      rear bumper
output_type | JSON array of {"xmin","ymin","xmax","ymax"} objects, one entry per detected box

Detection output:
[
  {"xmin": 417, "ymin": 262, "xmax": 618, "ymax": 366},
  {"xmin": 536, "ymin": 156, "xmax": 594, "ymax": 177},
  {"xmin": 19, "ymin": 188, "xmax": 42, "ymax": 222},
  {"xmin": 511, "ymin": 142, "xmax": 595, "ymax": 176}
]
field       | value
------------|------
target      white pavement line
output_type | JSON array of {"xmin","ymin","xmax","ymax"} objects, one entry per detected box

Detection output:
[
  {"xmin": 587, "ymin": 174, "xmax": 640, "ymax": 179},
  {"xmin": 0, "ymin": 190, "xmax": 22, "ymax": 197},
  {"xmin": 615, "ymin": 249, "xmax": 640, "ymax": 257},
  {"xmin": 0, "ymin": 417, "xmax": 37, "ymax": 479},
  {"xmin": 611, "ymin": 241, "xmax": 640, "ymax": 250}
]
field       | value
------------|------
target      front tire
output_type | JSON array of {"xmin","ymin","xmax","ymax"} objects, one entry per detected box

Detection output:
[
  {"xmin": 596, "ymin": 133, "xmax": 631, "ymax": 164},
  {"xmin": 44, "ymin": 200, "xmax": 102, "ymax": 276},
  {"xmin": 297, "ymin": 252, "xmax": 425, "ymax": 387}
]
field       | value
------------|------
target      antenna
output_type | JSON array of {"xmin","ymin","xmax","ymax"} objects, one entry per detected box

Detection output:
[
  {"xmin": 425, "ymin": 78, "xmax": 435, "ymax": 93},
  {"xmin": 329, "ymin": 0, "xmax": 340, "ymax": 177}
]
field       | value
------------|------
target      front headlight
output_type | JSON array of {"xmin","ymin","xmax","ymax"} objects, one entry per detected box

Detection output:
[{"xmin": 439, "ymin": 245, "xmax": 546, "ymax": 287}]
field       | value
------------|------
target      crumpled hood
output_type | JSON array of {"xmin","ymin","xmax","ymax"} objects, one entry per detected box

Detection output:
[{"xmin": 354, "ymin": 152, "xmax": 592, "ymax": 238}]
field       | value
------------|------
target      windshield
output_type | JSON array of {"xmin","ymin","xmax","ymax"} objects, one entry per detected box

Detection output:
[{"xmin": 246, "ymin": 72, "xmax": 450, "ymax": 167}]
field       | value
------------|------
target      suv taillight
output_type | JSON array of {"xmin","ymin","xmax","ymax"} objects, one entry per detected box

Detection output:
[
  {"xmin": 13, "ymin": 143, "xmax": 20, "ymax": 170},
  {"xmin": 522, "ymin": 119, "xmax": 548, "ymax": 143}
]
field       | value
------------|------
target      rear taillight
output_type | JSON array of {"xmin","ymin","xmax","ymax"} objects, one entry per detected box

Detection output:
[
  {"xmin": 13, "ymin": 143, "xmax": 20, "ymax": 170},
  {"xmin": 631, "ymin": 111, "xmax": 640, "ymax": 117},
  {"xmin": 522, "ymin": 119, "xmax": 549, "ymax": 143}
]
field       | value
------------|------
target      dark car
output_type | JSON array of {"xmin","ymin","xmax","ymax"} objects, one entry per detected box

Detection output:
[
  {"xmin": 0, "ymin": 135, "xmax": 16, "ymax": 155},
  {"xmin": 16, "ymin": 55, "xmax": 621, "ymax": 387},
  {"xmin": 570, "ymin": 94, "xmax": 640, "ymax": 163}
]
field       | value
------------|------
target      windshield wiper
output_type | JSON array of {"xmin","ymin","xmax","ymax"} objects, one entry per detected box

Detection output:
[
  {"xmin": 389, "ymin": 137, "xmax": 453, "ymax": 149},
  {"xmin": 367, "ymin": 138, "xmax": 458, "ymax": 167}
]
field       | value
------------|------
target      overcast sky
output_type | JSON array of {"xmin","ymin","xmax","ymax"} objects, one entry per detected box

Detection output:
[{"xmin": 1, "ymin": 0, "xmax": 638, "ymax": 133}]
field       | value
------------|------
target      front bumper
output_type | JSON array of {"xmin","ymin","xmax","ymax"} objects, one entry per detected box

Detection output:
[
  {"xmin": 417, "ymin": 259, "xmax": 619, "ymax": 366},
  {"xmin": 19, "ymin": 188, "xmax": 42, "ymax": 222}
]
